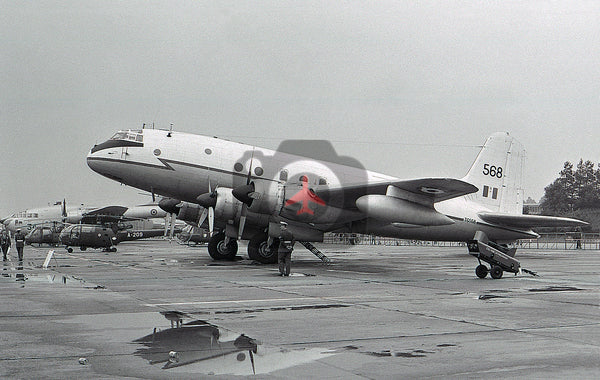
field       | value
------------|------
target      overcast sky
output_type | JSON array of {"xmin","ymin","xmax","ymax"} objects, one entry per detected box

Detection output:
[{"xmin": 1, "ymin": 1, "xmax": 599, "ymax": 217}]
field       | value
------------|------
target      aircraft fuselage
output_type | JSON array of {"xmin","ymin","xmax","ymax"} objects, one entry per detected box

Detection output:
[{"xmin": 87, "ymin": 129, "xmax": 537, "ymax": 244}]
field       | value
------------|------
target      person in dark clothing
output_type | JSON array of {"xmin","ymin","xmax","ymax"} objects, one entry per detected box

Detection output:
[
  {"xmin": 1, "ymin": 230, "xmax": 10, "ymax": 260},
  {"xmin": 14, "ymin": 229, "xmax": 25, "ymax": 261},
  {"xmin": 278, "ymin": 240, "xmax": 293, "ymax": 276}
]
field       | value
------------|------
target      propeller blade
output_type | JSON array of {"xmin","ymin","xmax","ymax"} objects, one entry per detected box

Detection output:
[
  {"xmin": 249, "ymin": 350, "xmax": 255, "ymax": 375},
  {"xmin": 163, "ymin": 214, "xmax": 170, "ymax": 237},
  {"xmin": 237, "ymin": 203, "xmax": 248, "ymax": 240},
  {"xmin": 198, "ymin": 208, "xmax": 208, "ymax": 227},
  {"xmin": 169, "ymin": 213, "xmax": 176, "ymax": 239},
  {"xmin": 246, "ymin": 149, "xmax": 254, "ymax": 185},
  {"xmin": 208, "ymin": 207, "xmax": 214, "ymax": 236},
  {"xmin": 62, "ymin": 198, "xmax": 67, "ymax": 218}
]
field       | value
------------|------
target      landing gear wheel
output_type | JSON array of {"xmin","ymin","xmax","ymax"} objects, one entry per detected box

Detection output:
[
  {"xmin": 475, "ymin": 264, "xmax": 489, "ymax": 279},
  {"xmin": 111, "ymin": 247, "xmax": 117, "ymax": 252},
  {"xmin": 248, "ymin": 233, "xmax": 279, "ymax": 264},
  {"xmin": 67, "ymin": 247, "xmax": 73, "ymax": 253},
  {"xmin": 208, "ymin": 232, "xmax": 238, "ymax": 260},
  {"xmin": 80, "ymin": 246, "xmax": 87, "ymax": 251},
  {"xmin": 490, "ymin": 265, "xmax": 503, "ymax": 279}
]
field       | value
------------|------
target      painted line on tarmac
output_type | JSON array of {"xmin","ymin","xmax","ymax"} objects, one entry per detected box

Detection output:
[
  {"xmin": 144, "ymin": 294, "xmax": 401, "ymax": 307},
  {"xmin": 144, "ymin": 297, "xmax": 321, "ymax": 306}
]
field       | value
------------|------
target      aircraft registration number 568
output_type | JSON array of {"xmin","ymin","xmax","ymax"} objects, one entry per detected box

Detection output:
[{"xmin": 482, "ymin": 163, "xmax": 503, "ymax": 178}]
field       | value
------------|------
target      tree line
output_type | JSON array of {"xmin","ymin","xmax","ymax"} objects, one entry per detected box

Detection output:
[{"xmin": 540, "ymin": 159, "xmax": 600, "ymax": 231}]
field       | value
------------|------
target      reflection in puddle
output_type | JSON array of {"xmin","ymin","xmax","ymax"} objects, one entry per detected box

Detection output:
[
  {"xmin": 132, "ymin": 315, "xmax": 335, "ymax": 375},
  {"xmin": 1, "ymin": 262, "xmax": 86, "ymax": 287}
]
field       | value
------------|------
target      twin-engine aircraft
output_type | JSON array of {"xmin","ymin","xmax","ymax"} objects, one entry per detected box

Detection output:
[{"xmin": 87, "ymin": 129, "xmax": 586, "ymax": 278}]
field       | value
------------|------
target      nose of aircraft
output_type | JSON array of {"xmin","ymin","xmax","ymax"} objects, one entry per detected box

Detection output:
[{"xmin": 86, "ymin": 149, "xmax": 101, "ymax": 173}]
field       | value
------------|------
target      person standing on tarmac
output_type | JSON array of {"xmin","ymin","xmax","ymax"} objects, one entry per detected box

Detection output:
[
  {"xmin": 1, "ymin": 229, "xmax": 10, "ymax": 260},
  {"xmin": 278, "ymin": 240, "xmax": 293, "ymax": 277},
  {"xmin": 14, "ymin": 229, "xmax": 25, "ymax": 261}
]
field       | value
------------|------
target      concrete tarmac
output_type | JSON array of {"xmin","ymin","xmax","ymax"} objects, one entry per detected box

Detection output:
[{"xmin": 0, "ymin": 241, "xmax": 598, "ymax": 379}]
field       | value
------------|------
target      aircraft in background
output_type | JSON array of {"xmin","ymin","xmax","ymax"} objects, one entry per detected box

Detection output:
[
  {"xmin": 1, "ymin": 200, "xmax": 93, "ymax": 234},
  {"xmin": 59, "ymin": 214, "xmax": 173, "ymax": 252},
  {"xmin": 1, "ymin": 201, "xmax": 167, "ymax": 234},
  {"xmin": 59, "ymin": 223, "xmax": 167, "ymax": 252},
  {"xmin": 87, "ymin": 129, "xmax": 586, "ymax": 279},
  {"xmin": 24, "ymin": 222, "xmax": 64, "ymax": 246}
]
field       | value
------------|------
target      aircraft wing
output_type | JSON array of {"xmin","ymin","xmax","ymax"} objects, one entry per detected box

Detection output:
[
  {"xmin": 85, "ymin": 206, "xmax": 129, "ymax": 216},
  {"xmin": 315, "ymin": 178, "xmax": 478, "ymax": 209},
  {"xmin": 478, "ymin": 213, "xmax": 588, "ymax": 228}
]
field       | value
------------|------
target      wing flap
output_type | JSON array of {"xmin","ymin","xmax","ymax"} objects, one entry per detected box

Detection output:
[{"xmin": 478, "ymin": 213, "xmax": 588, "ymax": 228}]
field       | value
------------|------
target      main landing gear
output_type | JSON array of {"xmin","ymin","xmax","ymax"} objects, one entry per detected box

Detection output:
[
  {"xmin": 207, "ymin": 231, "xmax": 238, "ymax": 260},
  {"xmin": 247, "ymin": 232, "xmax": 279, "ymax": 264}
]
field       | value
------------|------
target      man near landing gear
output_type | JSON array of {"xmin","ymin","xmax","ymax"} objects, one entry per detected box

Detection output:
[{"xmin": 278, "ymin": 240, "xmax": 294, "ymax": 276}]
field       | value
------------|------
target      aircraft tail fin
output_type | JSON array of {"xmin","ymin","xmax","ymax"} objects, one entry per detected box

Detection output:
[{"xmin": 462, "ymin": 132, "xmax": 525, "ymax": 214}]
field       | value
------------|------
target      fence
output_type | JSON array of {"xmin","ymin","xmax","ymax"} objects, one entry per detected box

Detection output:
[{"xmin": 324, "ymin": 233, "xmax": 600, "ymax": 250}]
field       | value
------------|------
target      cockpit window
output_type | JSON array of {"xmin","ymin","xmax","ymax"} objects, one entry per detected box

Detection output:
[{"xmin": 110, "ymin": 130, "xmax": 143, "ymax": 143}]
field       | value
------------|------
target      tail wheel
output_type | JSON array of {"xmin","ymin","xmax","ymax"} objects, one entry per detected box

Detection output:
[
  {"xmin": 475, "ymin": 264, "xmax": 489, "ymax": 279},
  {"xmin": 208, "ymin": 232, "xmax": 238, "ymax": 260},
  {"xmin": 490, "ymin": 265, "xmax": 503, "ymax": 279},
  {"xmin": 248, "ymin": 233, "xmax": 279, "ymax": 264}
]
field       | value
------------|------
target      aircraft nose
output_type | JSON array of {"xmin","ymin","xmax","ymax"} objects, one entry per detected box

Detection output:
[{"xmin": 86, "ymin": 148, "xmax": 115, "ymax": 178}]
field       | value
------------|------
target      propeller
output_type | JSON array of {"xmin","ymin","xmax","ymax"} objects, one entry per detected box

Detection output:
[
  {"xmin": 158, "ymin": 198, "xmax": 181, "ymax": 240},
  {"xmin": 196, "ymin": 180, "xmax": 217, "ymax": 236},
  {"xmin": 237, "ymin": 150, "xmax": 255, "ymax": 240}
]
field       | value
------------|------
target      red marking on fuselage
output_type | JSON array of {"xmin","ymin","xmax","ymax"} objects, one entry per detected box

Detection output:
[{"xmin": 284, "ymin": 176, "xmax": 326, "ymax": 215}]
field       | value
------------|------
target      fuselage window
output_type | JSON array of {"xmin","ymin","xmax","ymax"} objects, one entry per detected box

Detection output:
[
  {"xmin": 254, "ymin": 167, "xmax": 264, "ymax": 176},
  {"xmin": 279, "ymin": 170, "xmax": 288, "ymax": 181},
  {"xmin": 319, "ymin": 178, "xmax": 327, "ymax": 185},
  {"xmin": 205, "ymin": 148, "xmax": 212, "ymax": 155},
  {"xmin": 234, "ymin": 163, "xmax": 243, "ymax": 172}
]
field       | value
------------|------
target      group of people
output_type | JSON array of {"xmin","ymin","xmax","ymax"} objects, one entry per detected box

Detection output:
[{"xmin": 1, "ymin": 228, "xmax": 25, "ymax": 261}]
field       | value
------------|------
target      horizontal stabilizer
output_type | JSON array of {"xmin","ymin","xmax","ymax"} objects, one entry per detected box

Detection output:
[{"xmin": 478, "ymin": 213, "xmax": 588, "ymax": 228}]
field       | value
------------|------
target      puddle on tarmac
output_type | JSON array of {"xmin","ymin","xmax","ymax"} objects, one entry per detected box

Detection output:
[
  {"xmin": 67, "ymin": 311, "xmax": 337, "ymax": 376},
  {"xmin": 478, "ymin": 294, "xmax": 506, "ymax": 300},
  {"xmin": 528, "ymin": 286, "xmax": 583, "ymax": 292},
  {"xmin": 131, "ymin": 318, "xmax": 336, "ymax": 375},
  {"xmin": 1, "ymin": 263, "xmax": 89, "ymax": 287}
]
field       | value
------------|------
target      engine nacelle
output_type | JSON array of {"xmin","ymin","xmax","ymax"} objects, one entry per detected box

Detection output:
[
  {"xmin": 177, "ymin": 203, "xmax": 203, "ymax": 226},
  {"xmin": 233, "ymin": 180, "xmax": 283, "ymax": 216},
  {"xmin": 214, "ymin": 187, "xmax": 244, "ymax": 222},
  {"xmin": 355, "ymin": 194, "xmax": 455, "ymax": 226}
]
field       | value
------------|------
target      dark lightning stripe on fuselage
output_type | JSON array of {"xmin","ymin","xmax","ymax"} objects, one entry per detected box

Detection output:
[{"xmin": 86, "ymin": 156, "xmax": 278, "ymax": 183}]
